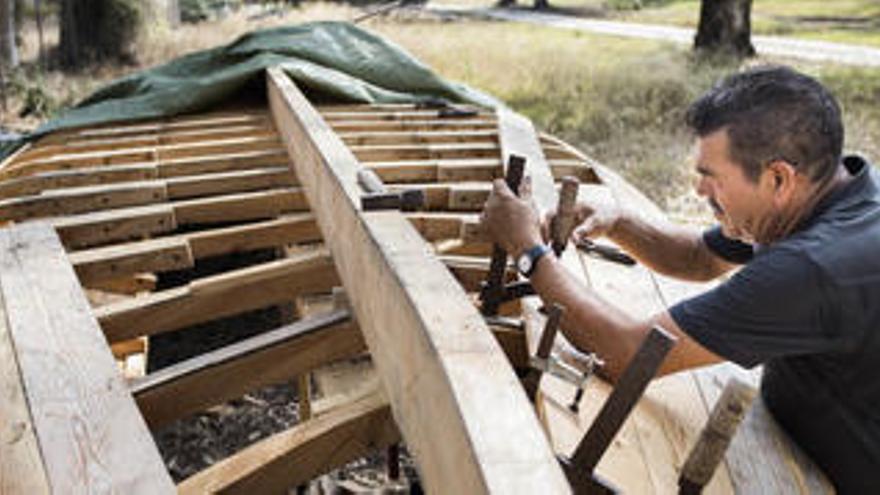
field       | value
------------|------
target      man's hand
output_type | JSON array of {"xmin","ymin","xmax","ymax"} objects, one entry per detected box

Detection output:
[
  {"xmin": 480, "ymin": 177, "xmax": 543, "ymax": 256},
  {"xmin": 542, "ymin": 184, "xmax": 623, "ymax": 243}
]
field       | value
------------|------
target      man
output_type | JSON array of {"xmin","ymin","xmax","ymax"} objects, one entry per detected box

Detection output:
[{"xmin": 480, "ymin": 65, "xmax": 880, "ymax": 492}]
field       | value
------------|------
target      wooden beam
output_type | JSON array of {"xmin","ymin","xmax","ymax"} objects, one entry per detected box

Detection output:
[
  {"xmin": 53, "ymin": 189, "xmax": 304, "ymax": 250},
  {"xmin": 327, "ymin": 119, "xmax": 497, "ymax": 134},
  {"xmin": 132, "ymin": 309, "xmax": 364, "ymax": 428},
  {"xmin": 0, "ymin": 163, "xmax": 159, "ymax": 200},
  {"xmin": 177, "ymin": 390, "xmax": 398, "ymax": 495},
  {"xmin": 320, "ymin": 108, "xmax": 490, "ymax": 121},
  {"xmin": 70, "ymin": 236, "xmax": 195, "ymax": 285},
  {"xmin": 172, "ymin": 188, "xmax": 306, "ymax": 224},
  {"xmin": 338, "ymin": 130, "xmax": 498, "ymax": 147},
  {"xmin": 186, "ymin": 213, "xmax": 320, "ymax": 259},
  {"xmin": 349, "ymin": 143, "xmax": 499, "ymax": 162},
  {"xmin": 0, "ymin": 180, "xmax": 168, "ymax": 222},
  {"xmin": 0, "ymin": 289, "xmax": 51, "ymax": 494},
  {"xmin": 5, "ymin": 136, "xmax": 281, "ymax": 181},
  {"xmin": 95, "ymin": 249, "xmax": 339, "ymax": 342},
  {"xmin": 268, "ymin": 69, "xmax": 569, "ymax": 494},
  {"xmin": 0, "ymin": 223, "xmax": 174, "ymax": 493},
  {"xmin": 366, "ymin": 159, "xmax": 501, "ymax": 184},
  {"xmin": 53, "ymin": 203, "xmax": 177, "ymax": 249},
  {"xmin": 158, "ymin": 149, "xmax": 289, "ymax": 178},
  {"xmin": 165, "ymin": 167, "xmax": 294, "ymax": 199}
]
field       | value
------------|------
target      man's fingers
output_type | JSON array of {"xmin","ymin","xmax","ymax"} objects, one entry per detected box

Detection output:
[
  {"xmin": 573, "ymin": 218, "xmax": 600, "ymax": 241},
  {"xmin": 492, "ymin": 178, "xmax": 514, "ymax": 197},
  {"xmin": 519, "ymin": 175, "xmax": 533, "ymax": 200}
]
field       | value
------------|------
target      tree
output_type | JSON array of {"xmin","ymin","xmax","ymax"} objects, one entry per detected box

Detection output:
[
  {"xmin": 0, "ymin": 0, "xmax": 18, "ymax": 69},
  {"xmin": 59, "ymin": 0, "xmax": 145, "ymax": 69},
  {"xmin": 694, "ymin": 0, "xmax": 756, "ymax": 58}
]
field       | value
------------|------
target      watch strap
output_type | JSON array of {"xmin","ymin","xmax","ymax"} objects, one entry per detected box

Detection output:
[{"xmin": 520, "ymin": 244, "xmax": 552, "ymax": 278}]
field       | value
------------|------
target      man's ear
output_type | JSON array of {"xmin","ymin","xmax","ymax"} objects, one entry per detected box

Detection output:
[{"xmin": 764, "ymin": 160, "xmax": 799, "ymax": 204}]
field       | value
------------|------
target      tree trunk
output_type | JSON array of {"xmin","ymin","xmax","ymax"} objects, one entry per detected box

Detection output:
[
  {"xmin": 59, "ymin": 0, "xmax": 143, "ymax": 69},
  {"xmin": 694, "ymin": 0, "xmax": 755, "ymax": 58},
  {"xmin": 0, "ymin": 0, "xmax": 18, "ymax": 69}
]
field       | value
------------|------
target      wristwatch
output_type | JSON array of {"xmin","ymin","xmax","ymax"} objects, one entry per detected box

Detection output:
[{"xmin": 517, "ymin": 244, "xmax": 552, "ymax": 278}]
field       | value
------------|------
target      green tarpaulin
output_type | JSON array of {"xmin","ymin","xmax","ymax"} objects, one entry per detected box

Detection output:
[{"xmin": 3, "ymin": 21, "xmax": 501, "ymax": 160}]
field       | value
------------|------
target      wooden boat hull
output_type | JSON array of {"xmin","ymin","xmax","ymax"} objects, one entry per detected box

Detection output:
[{"xmin": 0, "ymin": 69, "xmax": 831, "ymax": 493}]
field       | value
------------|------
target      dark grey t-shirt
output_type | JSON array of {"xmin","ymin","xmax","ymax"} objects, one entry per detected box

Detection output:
[{"xmin": 670, "ymin": 155, "xmax": 880, "ymax": 493}]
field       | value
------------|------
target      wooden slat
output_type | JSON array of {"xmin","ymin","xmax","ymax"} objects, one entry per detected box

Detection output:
[
  {"xmin": 268, "ymin": 70, "xmax": 569, "ymax": 494},
  {"xmin": 338, "ymin": 130, "xmax": 498, "ymax": 146},
  {"xmin": 0, "ymin": 289, "xmax": 51, "ymax": 494},
  {"xmin": 186, "ymin": 213, "xmax": 320, "ymax": 258},
  {"xmin": 349, "ymin": 143, "xmax": 499, "ymax": 162},
  {"xmin": 70, "ymin": 236, "xmax": 194, "ymax": 285},
  {"xmin": 35, "ymin": 112, "xmax": 270, "ymax": 146},
  {"xmin": 165, "ymin": 167, "xmax": 294, "ymax": 199},
  {"xmin": 53, "ymin": 203, "xmax": 176, "ymax": 249},
  {"xmin": 0, "ymin": 223, "xmax": 173, "ymax": 493},
  {"xmin": 320, "ymin": 108, "xmax": 490, "ymax": 121},
  {"xmin": 158, "ymin": 149, "xmax": 289, "ymax": 178},
  {"xmin": 327, "ymin": 119, "xmax": 497, "ymax": 133},
  {"xmin": 172, "ymin": 187, "xmax": 306, "ymax": 224},
  {"xmin": 178, "ymin": 390, "xmax": 399, "ymax": 495},
  {"xmin": 367, "ymin": 159, "xmax": 501, "ymax": 184},
  {"xmin": 6, "ymin": 136, "xmax": 281, "ymax": 181},
  {"xmin": 0, "ymin": 163, "xmax": 159, "ymax": 200},
  {"xmin": 132, "ymin": 309, "xmax": 364, "ymax": 428},
  {"xmin": 95, "ymin": 249, "xmax": 339, "ymax": 342},
  {"xmin": 0, "ymin": 180, "xmax": 168, "ymax": 221}
]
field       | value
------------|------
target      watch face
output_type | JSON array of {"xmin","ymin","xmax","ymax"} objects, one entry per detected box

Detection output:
[{"xmin": 517, "ymin": 253, "xmax": 532, "ymax": 274}]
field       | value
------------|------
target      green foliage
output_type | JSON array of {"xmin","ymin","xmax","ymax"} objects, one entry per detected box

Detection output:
[{"xmin": 6, "ymin": 68, "xmax": 58, "ymax": 119}]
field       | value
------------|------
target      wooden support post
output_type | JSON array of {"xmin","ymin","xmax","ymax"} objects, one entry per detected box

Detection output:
[{"xmin": 268, "ymin": 68, "xmax": 569, "ymax": 494}]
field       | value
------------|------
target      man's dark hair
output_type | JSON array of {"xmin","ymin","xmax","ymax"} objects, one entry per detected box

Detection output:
[{"xmin": 686, "ymin": 65, "xmax": 843, "ymax": 184}]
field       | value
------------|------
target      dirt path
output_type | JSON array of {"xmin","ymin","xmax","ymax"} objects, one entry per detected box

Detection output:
[{"xmin": 430, "ymin": 5, "xmax": 880, "ymax": 67}]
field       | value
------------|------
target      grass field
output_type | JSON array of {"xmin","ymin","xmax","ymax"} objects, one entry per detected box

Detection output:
[{"xmin": 2, "ymin": 2, "xmax": 879, "ymax": 214}]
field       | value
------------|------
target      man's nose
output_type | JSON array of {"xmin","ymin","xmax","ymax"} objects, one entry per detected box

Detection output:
[{"xmin": 694, "ymin": 176, "xmax": 709, "ymax": 197}]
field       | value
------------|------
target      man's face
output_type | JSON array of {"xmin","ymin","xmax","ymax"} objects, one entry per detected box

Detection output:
[{"xmin": 693, "ymin": 129, "xmax": 775, "ymax": 243}]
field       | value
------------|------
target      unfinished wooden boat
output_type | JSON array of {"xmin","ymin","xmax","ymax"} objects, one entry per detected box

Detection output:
[{"xmin": 0, "ymin": 68, "xmax": 832, "ymax": 493}]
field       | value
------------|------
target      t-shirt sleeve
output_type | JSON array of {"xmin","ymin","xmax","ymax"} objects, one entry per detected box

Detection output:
[
  {"xmin": 669, "ymin": 248, "xmax": 845, "ymax": 368},
  {"xmin": 702, "ymin": 226, "xmax": 754, "ymax": 264}
]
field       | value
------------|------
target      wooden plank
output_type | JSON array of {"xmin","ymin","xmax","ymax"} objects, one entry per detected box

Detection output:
[
  {"xmin": 177, "ymin": 390, "xmax": 399, "ymax": 495},
  {"xmin": 320, "ymin": 108, "xmax": 490, "ymax": 121},
  {"xmin": 338, "ymin": 130, "xmax": 498, "ymax": 147},
  {"xmin": 158, "ymin": 149, "xmax": 289, "ymax": 178},
  {"xmin": 0, "ymin": 180, "xmax": 168, "ymax": 222},
  {"xmin": 132, "ymin": 309, "xmax": 365, "ymax": 428},
  {"xmin": 268, "ymin": 68, "xmax": 569, "ymax": 494},
  {"xmin": 172, "ymin": 188, "xmax": 306, "ymax": 224},
  {"xmin": 327, "ymin": 119, "xmax": 497, "ymax": 134},
  {"xmin": 165, "ymin": 167, "xmax": 294, "ymax": 199},
  {"xmin": 0, "ymin": 163, "xmax": 159, "ymax": 201},
  {"xmin": 157, "ymin": 135, "xmax": 282, "ymax": 160},
  {"xmin": 366, "ymin": 159, "xmax": 501, "ymax": 184},
  {"xmin": 6, "ymin": 136, "xmax": 281, "ymax": 181},
  {"xmin": 0, "ymin": 223, "xmax": 174, "ymax": 493},
  {"xmin": 186, "ymin": 213, "xmax": 320, "ymax": 258},
  {"xmin": 95, "ymin": 249, "xmax": 339, "ymax": 342},
  {"xmin": 349, "ymin": 143, "xmax": 499, "ymax": 162},
  {"xmin": 53, "ymin": 203, "xmax": 177, "ymax": 249},
  {"xmin": 0, "ymin": 289, "xmax": 51, "ymax": 495},
  {"xmin": 70, "ymin": 236, "xmax": 194, "ymax": 285}
]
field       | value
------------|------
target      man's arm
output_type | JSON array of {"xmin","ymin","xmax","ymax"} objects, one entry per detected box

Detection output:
[
  {"xmin": 563, "ymin": 185, "xmax": 735, "ymax": 282},
  {"xmin": 481, "ymin": 179, "xmax": 723, "ymax": 381},
  {"xmin": 529, "ymin": 253, "xmax": 723, "ymax": 382},
  {"xmin": 608, "ymin": 213, "xmax": 735, "ymax": 282}
]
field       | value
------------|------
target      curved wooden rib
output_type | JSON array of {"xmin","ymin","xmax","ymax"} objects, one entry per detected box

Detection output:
[{"xmin": 267, "ymin": 68, "xmax": 570, "ymax": 494}]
